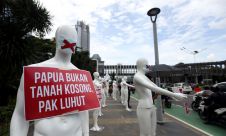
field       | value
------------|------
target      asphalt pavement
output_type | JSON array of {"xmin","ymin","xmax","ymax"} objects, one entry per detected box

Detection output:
[
  {"xmin": 89, "ymin": 96, "xmax": 207, "ymax": 136},
  {"xmin": 27, "ymin": 95, "xmax": 208, "ymax": 136}
]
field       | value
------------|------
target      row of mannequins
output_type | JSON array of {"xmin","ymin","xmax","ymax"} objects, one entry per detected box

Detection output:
[
  {"xmin": 91, "ymin": 72, "xmax": 135, "ymax": 131},
  {"xmin": 10, "ymin": 25, "xmax": 187, "ymax": 136},
  {"xmin": 90, "ymin": 72, "xmax": 111, "ymax": 131},
  {"xmin": 113, "ymin": 76, "xmax": 135, "ymax": 111}
]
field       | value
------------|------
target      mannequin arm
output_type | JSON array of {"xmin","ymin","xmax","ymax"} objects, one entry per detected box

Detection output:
[
  {"xmin": 10, "ymin": 75, "xmax": 29, "ymax": 136},
  {"xmin": 123, "ymin": 82, "xmax": 135, "ymax": 88},
  {"xmin": 134, "ymin": 73, "xmax": 186, "ymax": 100}
]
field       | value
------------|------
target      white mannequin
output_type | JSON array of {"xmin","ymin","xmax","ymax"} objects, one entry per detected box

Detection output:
[
  {"xmin": 10, "ymin": 25, "xmax": 89, "ymax": 136},
  {"xmin": 120, "ymin": 78, "xmax": 125, "ymax": 105},
  {"xmin": 120, "ymin": 76, "xmax": 134, "ymax": 111},
  {"xmin": 90, "ymin": 72, "xmax": 104, "ymax": 131},
  {"xmin": 133, "ymin": 58, "xmax": 187, "ymax": 136},
  {"xmin": 101, "ymin": 78, "xmax": 107, "ymax": 107},
  {"xmin": 97, "ymin": 77, "xmax": 104, "ymax": 116},
  {"xmin": 112, "ymin": 80, "xmax": 118, "ymax": 101},
  {"xmin": 103, "ymin": 73, "xmax": 110, "ymax": 97}
]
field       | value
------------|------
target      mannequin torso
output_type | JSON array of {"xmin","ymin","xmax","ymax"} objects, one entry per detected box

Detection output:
[
  {"xmin": 31, "ymin": 59, "xmax": 83, "ymax": 136},
  {"xmin": 134, "ymin": 72, "xmax": 154, "ymax": 108},
  {"xmin": 93, "ymin": 79, "xmax": 102, "ymax": 101},
  {"xmin": 10, "ymin": 25, "xmax": 89, "ymax": 136}
]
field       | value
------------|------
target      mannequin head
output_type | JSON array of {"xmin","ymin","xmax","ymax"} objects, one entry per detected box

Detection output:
[
  {"xmin": 55, "ymin": 25, "xmax": 78, "ymax": 54},
  {"xmin": 99, "ymin": 77, "xmax": 103, "ymax": 82},
  {"xmin": 115, "ymin": 76, "xmax": 118, "ymax": 81},
  {"xmin": 104, "ymin": 73, "xmax": 110, "ymax": 81},
  {"xmin": 93, "ymin": 72, "xmax": 100, "ymax": 80},
  {"xmin": 123, "ymin": 76, "xmax": 127, "ymax": 81},
  {"xmin": 136, "ymin": 58, "xmax": 149, "ymax": 74}
]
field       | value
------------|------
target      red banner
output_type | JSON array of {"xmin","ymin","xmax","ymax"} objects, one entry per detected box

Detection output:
[{"xmin": 24, "ymin": 67, "xmax": 100, "ymax": 121}]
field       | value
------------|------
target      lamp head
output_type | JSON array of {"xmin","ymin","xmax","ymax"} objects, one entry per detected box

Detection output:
[
  {"xmin": 147, "ymin": 8, "xmax": 161, "ymax": 17},
  {"xmin": 194, "ymin": 51, "xmax": 199, "ymax": 54},
  {"xmin": 147, "ymin": 8, "xmax": 161, "ymax": 23}
]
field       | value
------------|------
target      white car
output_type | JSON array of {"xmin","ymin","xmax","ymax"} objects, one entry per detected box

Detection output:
[{"xmin": 171, "ymin": 82, "xmax": 192, "ymax": 94}]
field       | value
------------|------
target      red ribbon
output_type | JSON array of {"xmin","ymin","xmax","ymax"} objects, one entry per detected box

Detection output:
[{"xmin": 61, "ymin": 39, "xmax": 76, "ymax": 52}]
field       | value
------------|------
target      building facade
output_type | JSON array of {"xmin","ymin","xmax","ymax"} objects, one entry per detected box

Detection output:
[
  {"xmin": 75, "ymin": 21, "xmax": 90, "ymax": 53},
  {"xmin": 91, "ymin": 54, "xmax": 105, "ymax": 76},
  {"xmin": 103, "ymin": 60, "xmax": 226, "ymax": 84}
]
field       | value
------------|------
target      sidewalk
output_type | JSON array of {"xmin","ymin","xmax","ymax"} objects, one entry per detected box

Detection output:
[{"xmin": 90, "ymin": 97, "xmax": 207, "ymax": 136}]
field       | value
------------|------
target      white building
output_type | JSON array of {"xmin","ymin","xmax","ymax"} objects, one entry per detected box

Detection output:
[{"xmin": 75, "ymin": 21, "xmax": 90, "ymax": 53}]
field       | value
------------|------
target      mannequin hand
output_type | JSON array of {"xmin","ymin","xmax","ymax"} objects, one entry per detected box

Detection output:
[{"xmin": 173, "ymin": 93, "xmax": 187, "ymax": 101}]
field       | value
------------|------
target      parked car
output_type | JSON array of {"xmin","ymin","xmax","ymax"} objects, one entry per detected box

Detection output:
[
  {"xmin": 171, "ymin": 82, "xmax": 192, "ymax": 94},
  {"xmin": 211, "ymin": 82, "xmax": 226, "ymax": 93}
]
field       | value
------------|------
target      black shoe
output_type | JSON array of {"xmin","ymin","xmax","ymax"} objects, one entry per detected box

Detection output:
[{"xmin": 128, "ymin": 105, "xmax": 132, "ymax": 108}]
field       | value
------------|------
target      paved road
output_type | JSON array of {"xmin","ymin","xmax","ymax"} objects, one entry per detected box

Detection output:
[
  {"xmin": 28, "ymin": 95, "xmax": 207, "ymax": 136},
  {"xmin": 90, "ymin": 97, "xmax": 207, "ymax": 136}
]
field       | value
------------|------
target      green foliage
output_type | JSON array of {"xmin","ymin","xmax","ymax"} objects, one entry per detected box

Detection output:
[
  {"xmin": 0, "ymin": 97, "xmax": 16, "ymax": 136},
  {"xmin": 0, "ymin": 1, "xmax": 53, "ymax": 135},
  {"xmin": 1, "ymin": 0, "xmax": 52, "ymax": 37},
  {"xmin": 71, "ymin": 51, "xmax": 96, "ymax": 78},
  {"xmin": 0, "ymin": 0, "xmax": 52, "ymax": 105},
  {"xmin": 0, "ymin": 36, "xmax": 55, "ymax": 105}
]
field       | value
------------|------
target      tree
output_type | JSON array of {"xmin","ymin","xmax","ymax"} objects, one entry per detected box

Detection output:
[
  {"xmin": 0, "ymin": 0, "xmax": 52, "ymax": 105},
  {"xmin": 71, "ymin": 51, "xmax": 96, "ymax": 78}
]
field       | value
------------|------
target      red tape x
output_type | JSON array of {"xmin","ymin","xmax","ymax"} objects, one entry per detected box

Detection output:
[{"xmin": 61, "ymin": 39, "xmax": 76, "ymax": 52}]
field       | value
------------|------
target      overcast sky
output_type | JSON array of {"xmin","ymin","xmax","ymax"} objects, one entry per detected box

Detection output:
[{"xmin": 38, "ymin": 0, "xmax": 226, "ymax": 65}]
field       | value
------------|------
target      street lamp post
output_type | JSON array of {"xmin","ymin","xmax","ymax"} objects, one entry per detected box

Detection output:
[
  {"xmin": 147, "ymin": 7, "xmax": 164, "ymax": 123},
  {"xmin": 180, "ymin": 47, "xmax": 207, "ymax": 84}
]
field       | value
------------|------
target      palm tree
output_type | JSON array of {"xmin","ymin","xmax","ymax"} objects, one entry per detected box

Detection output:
[{"xmin": 0, "ymin": 0, "xmax": 52, "ymax": 105}]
